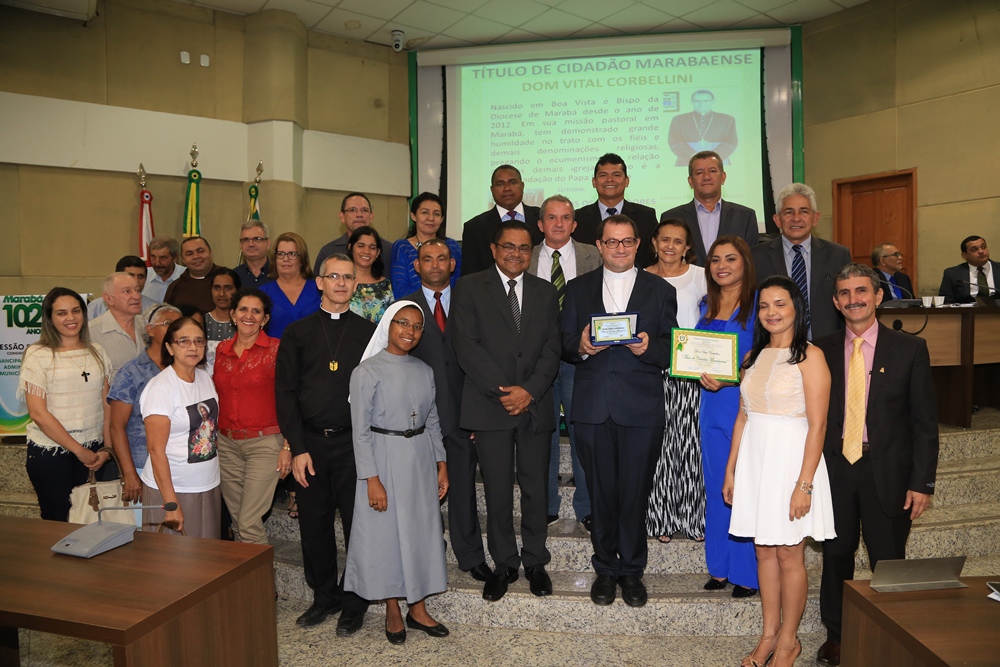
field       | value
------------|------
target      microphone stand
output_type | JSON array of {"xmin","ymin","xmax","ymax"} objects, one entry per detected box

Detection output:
[{"xmin": 879, "ymin": 278, "xmax": 929, "ymax": 335}]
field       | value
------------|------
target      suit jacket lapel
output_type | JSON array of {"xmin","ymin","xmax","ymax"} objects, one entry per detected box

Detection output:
[
  {"xmin": 719, "ymin": 199, "xmax": 734, "ymax": 235},
  {"xmin": 486, "ymin": 269, "xmax": 520, "ymax": 336},
  {"xmin": 768, "ymin": 237, "xmax": 787, "ymax": 277},
  {"xmin": 826, "ymin": 336, "xmax": 846, "ymax": 424},
  {"xmin": 867, "ymin": 324, "xmax": 890, "ymax": 407},
  {"xmin": 686, "ymin": 201, "xmax": 706, "ymax": 259},
  {"xmin": 626, "ymin": 270, "xmax": 649, "ymax": 312}
]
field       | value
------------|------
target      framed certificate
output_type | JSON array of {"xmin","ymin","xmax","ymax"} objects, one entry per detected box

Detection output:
[
  {"xmin": 669, "ymin": 328, "xmax": 740, "ymax": 382},
  {"xmin": 590, "ymin": 312, "xmax": 641, "ymax": 346}
]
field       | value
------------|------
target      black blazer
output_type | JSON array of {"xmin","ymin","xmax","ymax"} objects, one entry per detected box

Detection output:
[
  {"xmin": 750, "ymin": 235, "xmax": 852, "ymax": 340},
  {"xmin": 877, "ymin": 270, "xmax": 915, "ymax": 302},
  {"xmin": 659, "ymin": 199, "xmax": 759, "ymax": 267},
  {"xmin": 938, "ymin": 260, "xmax": 1000, "ymax": 303},
  {"xmin": 405, "ymin": 288, "xmax": 465, "ymax": 439},
  {"xmin": 573, "ymin": 200, "xmax": 658, "ymax": 268},
  {"xmin": 816, "ymin": 324, "xmax": 939, "ymax": 516},
  {"xmin": 452, "ymin": 268, "xmax": 560, "ymax": 433},
  {"xmin": 560, "ymin": 268, "xmax": 677, "ymax": 427},
  {"xmin": 460, "ymin": 206, "xmax": 543, "ymax": 276}
]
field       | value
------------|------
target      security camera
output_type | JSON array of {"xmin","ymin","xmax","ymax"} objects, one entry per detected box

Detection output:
[{"xmin": 391, "ymin": 30, "xmax": 405, "ymax": 52}]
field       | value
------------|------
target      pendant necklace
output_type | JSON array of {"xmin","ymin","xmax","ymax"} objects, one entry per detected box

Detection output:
[
  {"xmin": 602, "ymin": 276, "xmax": 624, "ymax": 313},
  {"xmin": 320, "ymin": 314, "xmax": 350, "ymax": 372},
  {"xmin": 66, "ymin": 348, "xmax": 91, "ymax": 382}
]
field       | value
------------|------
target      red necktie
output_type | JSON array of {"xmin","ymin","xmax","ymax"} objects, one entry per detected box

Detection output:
[
  {"xmin": 507, "ymin": 210, "xmax": 517, "ymax": 220},
  {"xmin": 434, "ymin": 292, "xmax": 447, "ymax": 331}
]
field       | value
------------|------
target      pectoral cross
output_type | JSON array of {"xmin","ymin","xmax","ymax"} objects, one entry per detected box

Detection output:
[
  {"xmin": 410, "ymin": 409, "xmax": 418, "ymax": 429},
  {"xmin": 329, "ymin": 361, "xmax": 338, "ymax": 372},
  {"xmin": 81, "ymin": 370, "xmax": 90, "ymax": 382}
]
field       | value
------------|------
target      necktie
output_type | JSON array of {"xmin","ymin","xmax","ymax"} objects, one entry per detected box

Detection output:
[
  {"xmin": 843, "ymin": 337, "xmax": 866, "ymax": 465},
  {"xmin": 791, "ymin": 244, "xmax": 810, "ymax": 330},
  {"xmin": 551, "ymin": 250, "xmax": 565, "ymax": 310},
  {"xmin": 433, "ymin": 291, "xmax": 447, "ymax": 332},
  {"xmin": 507, "ymin": 279, "xmax": 521, "ymax": 332},
  {"xmin": 507, "ymin": 210, "xmax": 517, "ymax": 220},
  {"xmin": 888, "ymin": 274, "xmax": 902, "ymax": 299},
  {"xmin": 977, "ymin": 266, "xmax": 990, "ymax": 297},
  {"xmin": 606, "ymin": 207, "xmax": 617, "ymax": 217}
]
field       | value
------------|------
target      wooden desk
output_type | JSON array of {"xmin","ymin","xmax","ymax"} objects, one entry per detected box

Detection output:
[
  {"xmin": 877, "ymin": 308, "xmax": 1000, "ymax": 428},
  {"xmin": 0, "ymin": 516, "xmax": 277, "ymax": 667},
  {"xmin": 842, "ymin": 577, "xmax": 1000, "ymax": 666}
]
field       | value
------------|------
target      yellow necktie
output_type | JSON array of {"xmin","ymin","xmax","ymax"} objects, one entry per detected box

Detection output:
[{"xmin": 843, "ymin": 337, "xmax": 866, "ymax": 464}]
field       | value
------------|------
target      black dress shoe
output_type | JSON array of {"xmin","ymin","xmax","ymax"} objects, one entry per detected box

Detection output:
[
  {"xmin": 590, "ymin": 574, "xmax": 617, "ymax": 605},
  {"xmin": 547, "ymin": 514, "xmax": 560, "ymax": 525},
  {"xmin": 732, "ymin": 585, "xmax": 758, "ymax": 598},
  {"xmin": 295, "ymin": 601, "xmax": 341, "ymax": 627},
  {"xmin": 816, "ymin": 639, "xmax": 841, "ymax": 666},
  {"xmin": 467, "ymin": 562, "xmax": 493, "ymax": 582},
  {"xmin": 482, "ymin": 565, "xmax": 518, "ymax": 601},
  {"xmin": 336, "ymin": 610, "xmax": 365, "ymax": 635},
  {"xmin": 385, "ymin": 623, "xmax": 406, "ymax": 645},
  {"xmin": 525, "ymin": 565, "xmax": 553, "ymax": 596},
  {"xmin": 405, "ymin": 613, "xmax": 450, "ymax": 637},
  {"xmin": 619, "ymin": 575, "xmax": 647, "ymax": 608},
  {"xmin": 703, "ymin": 577, "xmax": 728, "ymax": 591},
  {"xmin": 581, "ymin": 515, "xmax": 592, "ymax": 532}
]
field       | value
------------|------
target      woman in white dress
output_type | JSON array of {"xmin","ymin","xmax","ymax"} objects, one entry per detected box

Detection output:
[{"xmin": 723, "ymin": 275, "xmax": 835, "ymax": 667}]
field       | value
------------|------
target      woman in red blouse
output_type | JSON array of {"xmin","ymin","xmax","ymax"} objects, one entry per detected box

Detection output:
[{"xmin": 213, "ymin": 288, "xmax": 291, "ymax": 543}]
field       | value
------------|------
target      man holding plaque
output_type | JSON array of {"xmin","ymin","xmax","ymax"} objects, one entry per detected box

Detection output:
[{"xmin": 560, "ymin": 214, "xmax": 678, "ymax": 607}]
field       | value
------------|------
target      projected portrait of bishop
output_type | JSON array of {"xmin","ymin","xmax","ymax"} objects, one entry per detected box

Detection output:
[{"xmin": 667, "ymin": 89, "xmax": 738, "ymax": 166}]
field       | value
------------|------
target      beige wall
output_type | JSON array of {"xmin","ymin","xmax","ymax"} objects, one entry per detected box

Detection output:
[
  {"xmin": 802, "ymin": 0, "xmax": 1000, "ymax": 295},
  {"xmin": 0, "ymin": 0, "xmax": 410, "ymax": 296}
]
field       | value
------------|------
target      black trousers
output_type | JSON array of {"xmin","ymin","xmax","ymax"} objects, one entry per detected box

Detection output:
[
  {"xmin": 820, "ymin": 453, "xmax": 912, "ymax": 642},
  {"xmin": 474, "ymin": 415, "xmax": 552, "ymax": 570},
  {"xmin": 575, "ymin": 420, "xmax": 661, "ymax": 577},
  {"xmin": 443, "ymin": 427, "xmax": 486, "ymax": 571},
  {"xmin": 296, "ymin": 431, "xmax": 368, "ymax": 613},
  {"xmin": 26, "ymin": 440, "xmax": 103, "ymax": 521}
]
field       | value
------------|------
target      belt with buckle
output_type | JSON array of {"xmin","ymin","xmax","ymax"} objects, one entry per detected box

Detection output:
[
  {"xmin": 306, "ymin": 425, "xmax": 351, "ymax": 438},
  {"xmin": 371, "ymin": 425, "xmax": 426, "ymax": 438},
  {"xmin": 219, "ymin": 425, "xmax": 282, "ymax": 440}
]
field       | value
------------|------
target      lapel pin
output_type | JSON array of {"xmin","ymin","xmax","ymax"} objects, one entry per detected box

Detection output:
[{"xmin": 879, "ymin": 367, "xmax": 885, "ymax": 373}]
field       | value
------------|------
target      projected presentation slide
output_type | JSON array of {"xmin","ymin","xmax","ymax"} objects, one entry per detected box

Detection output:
[{"xmin": 452, "ymin": 49, "xmax": 764, "ymax": 227}]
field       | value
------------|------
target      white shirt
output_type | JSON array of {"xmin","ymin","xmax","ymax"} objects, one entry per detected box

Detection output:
[
  {"xmin": 493, "ymin": 202, "xmax": 525, "ymax": 222},
  {"xmin": 969, "ymin": 262, "xmax": 996, "ymax": 296},
  {"xmin": 421, "ymin": 284, "xmax": 452, "ymax": 317},
  {"xmin": 142, "ymin": 263, "xmax": 185, "ymax": 302},
  {"xmin": 657, "ymin": 264, "xmax": 708, "ymax": 329},
  {"xmin": 495, "ymin": 265, "xmax": 524, "ymax": 314},
  {"xmin": 602, "ymin": 266, "xmax": 637, "ymax": 314},
  {"xmin": 535, "ymin": 241, "xmax": 578, "ymax": 283}
]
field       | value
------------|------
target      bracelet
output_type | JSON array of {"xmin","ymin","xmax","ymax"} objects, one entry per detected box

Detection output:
[
  {"xmin": 281, "ymin": 445, "xmax": 291, "ymax": 452},
  {"xmin": 798, "ymin": 480, "xmax": 813, "ymax": 495}
]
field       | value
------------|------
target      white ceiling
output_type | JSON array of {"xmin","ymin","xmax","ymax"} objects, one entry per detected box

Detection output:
[{"xmin": 177, "ymin": 0, "xmax": 869, "ymax": 51}]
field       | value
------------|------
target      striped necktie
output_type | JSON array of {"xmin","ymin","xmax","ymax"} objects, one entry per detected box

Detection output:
[
  {"xmin": 551, "ymin": 250, "xmax": 565, "ymax": 310},
  {"xmin": 507, "ymin": 279, "xmax": 521, "ymax": 332},
  {"xmin": 791, "ymin": 244, "xmax": 810, "ymax": 330}
]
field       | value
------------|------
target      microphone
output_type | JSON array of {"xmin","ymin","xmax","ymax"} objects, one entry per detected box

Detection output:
[
  {"xmin": 97, "ymin": 502, "xmax": 177, "ymax": 524},
  {"xmin": 956, "ymin": 280, "xmax": 997, "ymax": 297},
  {"xmin": 893, "ymin": 319, "xmax": 903, "ymax": 331}
]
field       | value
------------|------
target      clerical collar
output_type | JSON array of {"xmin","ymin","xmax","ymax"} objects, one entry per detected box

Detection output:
[
  {"xmin": 603, "ymin": 266, "xmax": 637, "ymax": 281},
  {"xmin": 320, "ymin": 306, "xmax": 348, "ymax": 320}
]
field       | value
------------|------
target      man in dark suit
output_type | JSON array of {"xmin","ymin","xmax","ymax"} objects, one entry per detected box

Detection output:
[
  {"xmin": 460, "ymin": 165, "xmax": 543, "ymax": 276},
  {"xmin": 667, "ymin": 89, "xmax": 738, "ymax": 166},
  {"xmin": 528, "ymin": 195, "xmax": 603, "ymax": 531},
  {"xmin": 452, "ymin": 220, "xmax": 561, "ymax": 602},
  {"xmin": 814, "ymin": 263, "xmax": 938, "ymax": 666},
  {"xmin": 572, "ymin": 153, "xmax": 658, "ymax": 268},
  {"xmin": 750, "ymin": 183, "xmax": 852, "ymax": 340},
  {"xmin": 561, "ymin": 214, "xmax": 678, "ymax": 608},
  {"xmin": 404, "ymin": 239, "xmax": 490, "ymax": 583},
  {"xmin": 659, "ymin": 150, "xmax": 759, "ymax": 267},
  {"xmin": 871, "ymin": 242, "xmax": 915, "ymax": 302},
  {"xmin": 938, "ymin": 235, "xmax": 999, "ymax": 304},
  {"xmin": 275, "ymin": 254, "xmax": 376, "ymax": 633}
]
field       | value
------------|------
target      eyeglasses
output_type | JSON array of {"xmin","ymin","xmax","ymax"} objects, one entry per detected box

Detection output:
[
  {"xmin": 600, "ymin": 237, "xmax": 638, "ymax": 249},
  {"xmin": 885, "ymin": 251, "xmax": 902, "ymax": 258},
  {"xmin": 319, "ymin": 273, "xmax": 356, "ymax": 282},
  {"xmin": 172, "ymin": 337, "xmax": 207, "ymax": 348},
  {"xmin": 391, "ymin": 319, "xmax": 424, "ymax": 332},
  {"xmin": 275, "ymin": 251, "xmax": 301, "ymax": 259},
  {"xmin": 496, "ymin": 243, "xmax": 532, "ymax": 255},
  {"xmin": 240, "ymin": 236, "xmax": 268, "ymax": 244},
  {"xmin": 343, "ymin": 207, "xmax": 372, "ymax": 215}
]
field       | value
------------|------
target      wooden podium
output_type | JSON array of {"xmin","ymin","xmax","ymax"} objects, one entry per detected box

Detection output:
[
  {"xmin": 0, "ymin": 516, "xmax": 278, "ymax": 667},
  {"xmin": 843, "ymin": 577, "xmax": 1000, "ymax": 666},
  {"xmin": 877, "ymin": 307, "xmax": 1000, "ymax": 428}
]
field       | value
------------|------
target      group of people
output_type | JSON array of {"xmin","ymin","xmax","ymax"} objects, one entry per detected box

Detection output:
[{"xmin": 17, "ymin": 149, "xmax": 944, "ymax": 662}]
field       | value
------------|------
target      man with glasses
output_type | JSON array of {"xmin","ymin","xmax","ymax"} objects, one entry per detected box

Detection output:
[
  {"xmin": 560, "ymin": 214, "xmax": 677, "ymax": 608},
  {"xmin": 234, "ymin": 221, "xmax": 272, "ymax": 288},
  {"xmin": 313, "ymin": 193, "xmax": 392, "ymax": 276},
  {"xmin": 453, "ymin": 219, "xmax": 560, "ymax": 602},
  {"xmin": 275, "ymin": 254, "xmax": 376, "ymax": 633},
  {"xmin": 871, "ymin": 243, "xmax": 914, "ymax": 302},
  {"xmin": 461, "ymin": 165, "xmax": 543, "ymax": 276}
]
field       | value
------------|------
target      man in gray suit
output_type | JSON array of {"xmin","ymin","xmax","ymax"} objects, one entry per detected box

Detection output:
[
  {"xmin": 528, "ymin": 195, "xmax": 602, "ymax": 532},
  {"xmin": 453, "ymin": 219, "xmax": 561, "ymax": 602},
  {"xmin": 751, "ymin": 183, "xmax": 852, "ymax": 340},
  {"xmin": 659, "ymin": 150, "xmax": 759, "ymax": 267}
]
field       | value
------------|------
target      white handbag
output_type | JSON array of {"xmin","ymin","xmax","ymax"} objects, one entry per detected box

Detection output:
[{"xmin": 68, "ymin": 447, "xmax": 125, "ymax": 524}]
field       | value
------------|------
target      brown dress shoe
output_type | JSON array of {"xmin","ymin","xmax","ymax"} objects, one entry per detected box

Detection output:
[{"xmin": 816, "ymin": 639, "xmax": 841, "ymax": 666}]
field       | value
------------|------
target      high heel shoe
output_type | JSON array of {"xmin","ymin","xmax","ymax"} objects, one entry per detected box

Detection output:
[
  {"xmin": 741, "ymin": 634, "xmax": 778, "ymax": 667},
  {"xmin": 772, "ymin": 637, "xmax": 801, "ymax": 666}
]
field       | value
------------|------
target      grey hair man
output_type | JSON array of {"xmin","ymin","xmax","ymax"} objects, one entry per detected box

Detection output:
[
  {"xmin": 89, "ymin": 271, "xmax": 146, "ymax": 380},
  {"xmin": 143, "ymin": 237, "xmax": 184, "ymax": 302},
  {"xmin": 234, "ymin": 220, "xmax": 273, "ymax": 288}
]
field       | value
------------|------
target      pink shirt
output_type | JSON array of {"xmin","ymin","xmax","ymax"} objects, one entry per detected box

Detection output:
[{"xmin": 843, "ymin": 321, "xmax": 879, "ymax": 442}]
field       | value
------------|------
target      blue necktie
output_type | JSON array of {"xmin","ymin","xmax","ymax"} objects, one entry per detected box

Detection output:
[
  {"xmin": 791, "ymin": 244, "xmax": 810, "ymax": 330},
  {"xmin": 888, "ymin": 274, "xmax": 902, "ymax": 299}
]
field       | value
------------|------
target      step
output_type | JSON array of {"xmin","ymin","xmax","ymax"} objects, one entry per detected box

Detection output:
[
  {"xmin": 932, "ymin": 455, "xmax": 1000, "ymax": 507},
  {"xmin": 0, "ymin": 491, "xmax": 40, "ymax": 519}
]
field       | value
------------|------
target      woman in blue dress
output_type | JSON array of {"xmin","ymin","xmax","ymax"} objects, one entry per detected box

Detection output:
[
  {"xmin": 389, "ymin": 192, "xmax": 462, "ymax": 300},
  {"xmin": 697, "ymin": 235, "xmax": 759, "ymax": 598},
  {"xmin": 260, "ymin": 232, "xmax": 321, "ymax": 339}
]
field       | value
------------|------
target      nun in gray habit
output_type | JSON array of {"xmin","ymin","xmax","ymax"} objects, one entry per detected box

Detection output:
[{"xmin": 344, "ymin": 300, "xmax": 450, "ymax": 644}]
